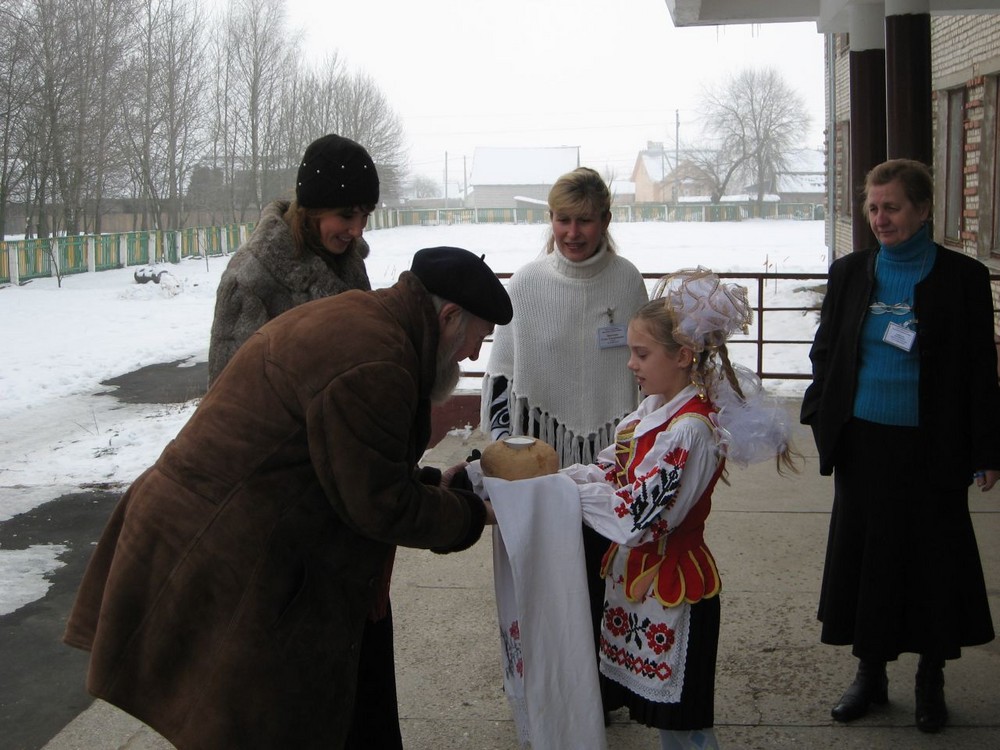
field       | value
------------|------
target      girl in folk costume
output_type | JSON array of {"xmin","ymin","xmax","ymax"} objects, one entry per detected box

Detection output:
[{"xmin": 562, "ymin": 269, "xmax": 798, "ymax": 750}]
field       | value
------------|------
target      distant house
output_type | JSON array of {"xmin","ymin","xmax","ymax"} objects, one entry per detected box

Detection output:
[
  {"xmin": 468, "ymin": 146, "xmax": 580, "ymax": 208},
  {"xmin": 632, "ymin": 141, "xmax": 671, "ymax": 202},
  {"xmin": 608, "ymin": 178, "xmax": 635, "ymax": 205},
  {"xmin": 631, "ymin": 142, "xmax": 713, "ymax": 203},
  {"xmin": 774, "ymin": 148, "xmax": 826, "ymax": 203},
  {"xmin": 399, "ymin": 178, "xmax": 468, "ymax": 209}
]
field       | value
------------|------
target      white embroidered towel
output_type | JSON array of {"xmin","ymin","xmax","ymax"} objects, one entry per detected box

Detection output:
[{"xmin": 487, "ymin": 473, "xmax": 608, "ymax": 750}]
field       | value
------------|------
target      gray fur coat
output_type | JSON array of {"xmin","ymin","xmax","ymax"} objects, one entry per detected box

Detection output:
[{"xmin": 208, "ymin": 200, "xmax": 371, "ymax": 383}]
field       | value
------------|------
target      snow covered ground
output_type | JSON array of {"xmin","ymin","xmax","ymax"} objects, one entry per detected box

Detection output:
[{"xmin": 0, "ymin": 219, "xmax": 827, "ymax": 613}]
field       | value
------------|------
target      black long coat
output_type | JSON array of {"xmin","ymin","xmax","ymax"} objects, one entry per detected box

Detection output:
[
  {"xmin": 801, "ymin": 244, "xmax": 1000, "ymax": 484},
  {"xmin": 801, "ymin": 243, "xmax": 999, "ymax": 658}
]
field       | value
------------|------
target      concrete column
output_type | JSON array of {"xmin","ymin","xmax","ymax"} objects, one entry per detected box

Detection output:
[
  {"xmin": 848, "ymin": 3, "xmax": 887, "ymax": 250},
  {"xmin": 885, "ymin": 0, "xmax": 932, "ymax": 163}
]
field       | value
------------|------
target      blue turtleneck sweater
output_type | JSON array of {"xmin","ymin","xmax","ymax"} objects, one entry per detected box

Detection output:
[{"xmin": 852, "ymin": 224, "xmax": 936, "ymax": 426}]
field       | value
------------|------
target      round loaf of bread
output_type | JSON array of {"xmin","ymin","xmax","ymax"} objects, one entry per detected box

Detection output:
[{"xmin": 481, "ymin": 436, "xmax": 559, "ymax": 480}]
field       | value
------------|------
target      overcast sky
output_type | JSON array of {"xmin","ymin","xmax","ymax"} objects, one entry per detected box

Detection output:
[{"xmin": 282, "ymin": 0, "xmax": 826, "ymax": 186}]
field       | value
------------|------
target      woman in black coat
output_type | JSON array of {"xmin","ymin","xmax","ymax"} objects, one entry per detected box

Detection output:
[{"xmin": 801, "ymin": 158, "xmax": 1000, "ymax": 734}]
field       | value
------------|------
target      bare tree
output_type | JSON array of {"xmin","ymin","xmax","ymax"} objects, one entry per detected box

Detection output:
[
  {"xmin": 329, "ymin": 70, "xmax": 406, "ymax": 203},
  {"xmin": 409, "ymin": 174, "xmax": 440, "ymax": 199},
  {"xmin": 4, "ymin": 0, "xmax": 409, "ymax": 238},
  {"xmin": 225, "ymin": 0, "xmax": 289, "ymax": 218},
  {"xmin": 24, "ymin": 0, "xmax": 77, "ymax": 241},
  {"xmin": 272, "ymin": 57, "xmax": 407, "ymax": 205},
  {"xmin": 0, "ymin": 0, "xmax": 37, "ymax": 237},
  {"xmin": 154, "ymin": 0, "xmax": 210, "ymax": 229},
  {"xmin": 699, "ymin": 67, "xmax": 809, "ymax": 207},
  {"xmin": 682, "ymin": 141, "xmax": 748, "ymax": 204},
  {"xmin": 78, "ymin": 0, "xmax": 138, "ymax": 234}
]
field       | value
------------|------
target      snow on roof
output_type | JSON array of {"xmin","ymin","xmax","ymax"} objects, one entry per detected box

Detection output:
[
  {"xmin": 778, "ymin": 172, "xmax": 826, "ymax": 194},
  {"xmin": 783, "ymin": 148, "xmax": 825, "ymax": 172},
  {"xmin": 679, "ymin": 194, "xmax": 781, "ymax": 203},
  {"xmin": 470, "ymin": 146, "xmax": 579, "ymax": 185},
  {"xmin": 640, "ymin": 153, "xmax": 666, "ymax": 182},
  {"xmin": 512, "ymin": 195, "xmax": 549, "ymax": 206},
  {"xmin": 777, "ymin": 148, "xmax": 825, "ymax": 194},
  {"xmin": 609, "ymin": 179, "xmax": 635, "ymax": 197}
]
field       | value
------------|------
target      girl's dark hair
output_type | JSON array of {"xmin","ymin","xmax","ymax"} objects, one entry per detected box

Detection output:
[{"xmin": 283, "ymin": 200, "xmax": 375, "ymax": 257}]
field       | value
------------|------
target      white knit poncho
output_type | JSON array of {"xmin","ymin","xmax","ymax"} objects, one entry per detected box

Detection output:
[{"xmin": 482, "ymin": 244, "xmax": 649, "ymax": 466}]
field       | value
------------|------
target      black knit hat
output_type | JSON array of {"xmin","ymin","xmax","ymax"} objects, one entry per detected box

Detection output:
[
  {"xmin": 410, "ymin": 247, "xmax": 513, "ymax": 325},
  {"xmin": 296, "ymin": 134, "xmax": 379, "ymax": 209}
]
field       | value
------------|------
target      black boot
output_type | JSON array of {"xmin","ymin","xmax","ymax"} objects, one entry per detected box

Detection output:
[
  {"xmin": 915, "ymin": 656, "xmax": 947, "ymax": 733},
  {"xmin": 831, "ymin": 659, "xmax": 889, "ymax": 722}
]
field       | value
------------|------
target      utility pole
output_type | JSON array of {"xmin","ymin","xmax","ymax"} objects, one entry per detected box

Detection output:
[
  {"xmin": 444, "ymin": 151, "xmax": 449, "ymax": 210},
  {"xmin": 674, "ymin": 109, "xmax": 680, "ymax": 204},
  {"xmin": 660, "ymin": 145, "xmax": 665, "ymax": 203}
]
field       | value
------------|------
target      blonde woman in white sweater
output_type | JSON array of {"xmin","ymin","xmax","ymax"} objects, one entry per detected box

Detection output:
[{"xmin": 482, "ymin": 166, "xmax": 648, "ymax": 719}]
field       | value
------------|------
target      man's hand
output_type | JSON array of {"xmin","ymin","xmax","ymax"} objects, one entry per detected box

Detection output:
[
  {"xmin": 441, "ymin": 461, "xmax": 468, "ymax": 488},
  {"xmin": 973, "ymin": 469, "xmax": 1000, "ymax": 492}
]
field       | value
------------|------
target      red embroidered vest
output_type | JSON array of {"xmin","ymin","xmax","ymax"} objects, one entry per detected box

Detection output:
[{"xmin": 600, "ymin": 396, "xmax": 724, "ymax": 607}]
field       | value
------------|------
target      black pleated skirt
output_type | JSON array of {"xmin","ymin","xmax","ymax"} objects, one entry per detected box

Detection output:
[
  {"xmin": 602, "ymin": 595, "xmax": 720, "ymax": 731},
  {"xmin": 818, "ymin": 418, "xmax": 995, "ymax": 661}
]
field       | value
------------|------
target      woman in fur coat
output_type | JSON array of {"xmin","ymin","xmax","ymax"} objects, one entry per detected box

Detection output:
[
  {"xmin": 208, "ymin": 133, "xmax": 377, "ymax": 385},
  {"xmin": 207, "ymin": 134, "xmax": 399, "ymax": 748}
]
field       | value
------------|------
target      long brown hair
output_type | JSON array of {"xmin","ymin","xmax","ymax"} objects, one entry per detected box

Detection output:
[{"xmin": 283, "ymin": 200, "xmax": 375, "ymax": 257}]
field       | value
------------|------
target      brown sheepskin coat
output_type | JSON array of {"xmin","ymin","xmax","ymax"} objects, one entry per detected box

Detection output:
[
  {"xmin": 64, "ymin": 272, "xmax": 486, "ymax": 750},
  {"xmin": 207, "ymin": 200, "xmax": 371, "ymax": 384}
]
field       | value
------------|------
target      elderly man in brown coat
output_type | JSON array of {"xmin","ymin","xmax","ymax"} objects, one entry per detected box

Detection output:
[{"xmin": 63, "ymin": 246, "xmax": 511, "ymax": 750}]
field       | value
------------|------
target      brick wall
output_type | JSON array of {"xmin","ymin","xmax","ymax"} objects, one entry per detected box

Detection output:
[
  {"xmin": 932, "ymin": 15, "xmax": 1000, "ymax": 80},
  {"xmin": 828, "ymin": 16, "xmax": 1000, "ymax": 264}
]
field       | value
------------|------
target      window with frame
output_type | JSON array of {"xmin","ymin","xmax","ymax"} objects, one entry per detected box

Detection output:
[{"xmin": 943, "ymin": 87, "xmax": 965, "ymax": 242}]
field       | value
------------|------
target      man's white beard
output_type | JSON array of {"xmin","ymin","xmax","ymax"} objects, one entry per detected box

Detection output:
[{"xmin": 430, "ymin": 339, "xmax": 462, "ymax": 404}]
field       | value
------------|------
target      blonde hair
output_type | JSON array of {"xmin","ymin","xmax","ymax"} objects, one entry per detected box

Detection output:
[
  {"xmin": 544, "ymin": 167, "xmax": 617, "ymax": 254},
  {"xmin": 631, "ymin": 297, "xmax": 800, "ymax": 476}
]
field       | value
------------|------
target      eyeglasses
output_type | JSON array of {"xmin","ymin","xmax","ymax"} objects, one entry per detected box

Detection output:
[{"xmin": 869, "ymin": 301, "xmax": 912, "ymax": 315}]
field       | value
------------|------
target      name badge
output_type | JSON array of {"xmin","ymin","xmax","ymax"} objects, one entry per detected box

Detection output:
[
  {"xmin": 883, "ymin": 321, "xmax": 916, "ymax": 352},
  {"xmin": 598, "ymin": 324, "xmax": 627, "ymax": 349}
]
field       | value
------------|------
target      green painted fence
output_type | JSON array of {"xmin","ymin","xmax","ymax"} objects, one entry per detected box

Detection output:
[
  {"xmin": 0, "ymin": 224, "xmax": 254, "ymax": 285},
  {"xmin": 0, "ymin": 202, "xmax": 821, "ymax": 286}
]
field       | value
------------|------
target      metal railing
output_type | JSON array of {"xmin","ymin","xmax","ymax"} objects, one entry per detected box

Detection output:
[
  {"xmin": 464, "ymin": 270, "xmax": 1000, "ymax": 384},
  {"xmin": 463, "ymin": 271, "xmax": 830, "ymax": 383},
  {"xmin": 698, "ymin": 271, "xmax": 827, "ymax": 380}
]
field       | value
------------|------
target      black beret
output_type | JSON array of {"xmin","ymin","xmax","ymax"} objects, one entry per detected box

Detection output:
[
  {"xmin": 296, "ymin": 134, "xmax": 379, "ymax": 209},
  {"xmin": 410, "ymin": 246, "xmax": 513, "ymax": 325}
]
